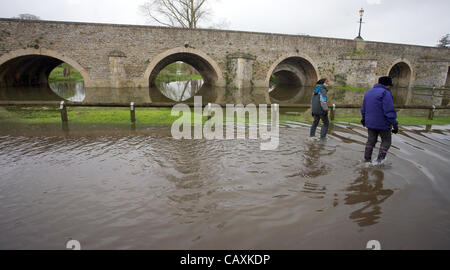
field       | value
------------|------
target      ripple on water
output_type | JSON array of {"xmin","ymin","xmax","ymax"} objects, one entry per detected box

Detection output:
[{"xmin": 0, "ymin": 125, "xmax": 449, "ymax": 249}]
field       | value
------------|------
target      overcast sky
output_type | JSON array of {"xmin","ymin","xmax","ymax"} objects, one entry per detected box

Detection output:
[{"xmin": 0, "ymin": 0, "xmax": 449, "ymax": 47}]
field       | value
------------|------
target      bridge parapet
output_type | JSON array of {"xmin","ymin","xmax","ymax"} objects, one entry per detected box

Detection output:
[{"xmin": 0, "ymin": 18, "xmax": 449, "ymax": 103}]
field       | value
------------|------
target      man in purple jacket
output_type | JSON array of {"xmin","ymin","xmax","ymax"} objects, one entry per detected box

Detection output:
[{"xmin": 361, "ymin": 76, "xmax": 399, "ymax": 165}]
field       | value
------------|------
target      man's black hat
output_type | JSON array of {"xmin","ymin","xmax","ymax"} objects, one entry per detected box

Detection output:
[{"xmin": 378, "ymin": 76, "xmax": 393, "ymax": 86}]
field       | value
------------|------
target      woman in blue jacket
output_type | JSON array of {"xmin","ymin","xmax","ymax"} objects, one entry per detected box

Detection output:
[
  {"xmin": 361, "ymin": 76, "xmax": 399, "ymax": 165},
  {"xmin": 310, "ymin": 78, "xmax": 329, "ymax": 139}
]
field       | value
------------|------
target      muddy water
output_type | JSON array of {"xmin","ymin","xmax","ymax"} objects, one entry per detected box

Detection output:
[
  {"xmin": 0, "ymin": 123, "xmax": 449, "ymax": 249},
  {"xmin": 49, "ymin": 82, "xmax": 85, "ymax": 102},
  {"xmin": 270, "ymin": 85, "xmax": 449, "ymax": 107}
]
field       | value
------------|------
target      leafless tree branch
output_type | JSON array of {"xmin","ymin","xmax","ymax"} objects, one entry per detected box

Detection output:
[
  {"xmin": 12, "ymin": 14, "xmax": 41, "ymax": 20},
  {"xmin": 139, "ymin": 0, "xmax": 214, "ymax": 29}
]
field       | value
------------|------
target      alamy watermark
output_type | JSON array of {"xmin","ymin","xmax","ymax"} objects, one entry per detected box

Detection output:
[
  {"xmin": 64, "ymin": 239, "xmax": 380, "ymax": 250},
  {"xmin": 66, "ymin": 239, "xmax": 81, "ymax": 250},
  {"xmin": 366, "ymin": 240, "xmax": 381, "ymax": 250},
  {"xmin": 171, "ymin": 96, "xmax": 280, "ymax": 150}
]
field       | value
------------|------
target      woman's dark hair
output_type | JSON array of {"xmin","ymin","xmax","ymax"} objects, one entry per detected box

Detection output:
[{"xmin": 317, "ymin": 78, "xmax": 328, "ymax": 85}]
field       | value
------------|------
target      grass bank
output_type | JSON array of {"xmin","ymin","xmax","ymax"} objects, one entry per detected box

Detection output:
[
  {"xmin": 1, "ymin": 106, "xmax": 449, "ymax": 127},
  {"xmin": 329, "ymin": 116, "xmax": 450, "ymax": 126},
  {"xmin": 0, "ymin": 106, "xmax": 186, "ymax": 126},
  {"xmin": 48, "ymin": 64, "xmax": 84, "ymax": 83},
  {"xmin": 278, "ymin": 112, "xmax": 450, "ymax": 126}
]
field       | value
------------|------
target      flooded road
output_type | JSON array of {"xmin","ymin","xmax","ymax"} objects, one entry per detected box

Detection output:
[{"xmin": 0, "ymin": 123, "xmax": 449, "ymax": 249}]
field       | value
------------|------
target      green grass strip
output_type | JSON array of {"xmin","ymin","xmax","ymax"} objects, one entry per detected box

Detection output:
[{"xmin": 1, "ymin": 106, "xmax": 449, "ymax": 127}]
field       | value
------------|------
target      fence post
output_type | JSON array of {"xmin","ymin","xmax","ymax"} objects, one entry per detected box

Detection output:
[
  {"xmin": 330, "ymin": 104, "xmax": 336, "ymax": 121},
  {"xmin": 428, "ymin": 105, "xmax": 436, "ymax": 120},
  {"xmin": 60, "ymin": 101, "xmax": 68, "ymax": 122},
  {"xmin": 130, "ymin": 102, "xmax": 136, "ymax": 123}
]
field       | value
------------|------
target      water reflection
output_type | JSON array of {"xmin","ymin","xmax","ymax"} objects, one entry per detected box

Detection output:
[
  {"xmin": 49, "ymin": 82, "xmax": 86, "ymax": 102},
  {"xmin": 391, "ymin": 87, "xmax": 408, "ymax": 105},
  {"xmin": 328, "ymin": 87, "xmax": 408, "ymax": 106},
  {"xmin": 269, "ymin": 85, "xmax": 409, "ymax": 106},
  {"xmin": 269, "ymin": 85, "xmax": 312, "ymax": 104},
  {"xmin": 85, "ymin": 87, "xmax": 152, "ymax": 104},
  {"xmin": 149, "ymin": 81, "xmax": 219, "ymax": 104},
  {"xmin": 0, "ymin": 81, "xmax": 447, "ymax": 108},
  {"xmin": 0, "ymin": 82, "xmax": 85, "ymax": 102},
  {"xmin": 299, "ymin": 141, "xmax": 329, "ymax": 200},
  {"xmin": 442, "ymin": 90, "xmax": 449, "ymax": 106},
  {"xmin": 344, "ymin": 169, "xmax": 393, "ymax": 227},
  {"xmin": 0, "ymin": 86, "xmax": 61, "ymax": 101},
  {"xmin": 299, "ymin": 141, "xmax": 331, "ymax": 178},
  {"xmin": 269, "ymin": 85, "xmax": 446, "ymax": 107},
  {"xmin": 157, "ymin": 79, "xmax": 203, "ymax": 102}
]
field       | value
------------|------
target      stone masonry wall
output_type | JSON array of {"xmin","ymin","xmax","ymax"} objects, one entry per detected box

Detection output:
[{"xmin": 0, "ymin": 18, "xmax": 449, "ymax": 92}]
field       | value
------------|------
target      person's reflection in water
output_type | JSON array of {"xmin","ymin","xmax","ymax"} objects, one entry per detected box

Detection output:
[
  {"xmin": 61, "ymin": 121, "xmax": 70, "ymax": 134},
  {"xmin": 299, "ymin": 141, "xmax": 332, "ymax": 178},
  {"xmin": 344, "ymin": 169, "xmax": 393, "ymax": 227},
  {"xmin": 289, "ymin": 141, "xmax": 331, "ymax": 199}
]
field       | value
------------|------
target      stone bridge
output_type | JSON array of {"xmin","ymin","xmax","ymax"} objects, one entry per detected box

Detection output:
[{"xmin": 0, "ymin": 18, "xmax": 449, "ymax": 103}]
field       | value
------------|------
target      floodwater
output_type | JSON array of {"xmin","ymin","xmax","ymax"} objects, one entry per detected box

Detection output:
[
  {"xmin": 157, "ymin": 79, "xmax": 204, "ymax": 102},
  {"xmin": 1, "ymin": 81, "xmax": 448, "ymax": 108},
  {"xmin": 0, "ymin": 82, "xmax": 449, "ymax": 249},
  {"xmin": 0, "ymin": 122, "xmax": 449, "ymax": 249},
  {"xmin": 269, "ymin": 85, "xmax": 450, "ymax": 107},
  {"xmin": 149, "ymin": 80, "xmax": 217, "ymax": 104},
  {"xmin": 0, "ymin": 82, "xmax": 86, "ymax": 102},
  {"xmin": 49, "ymin": 82, "xmax": 85, "ymax": 102}
]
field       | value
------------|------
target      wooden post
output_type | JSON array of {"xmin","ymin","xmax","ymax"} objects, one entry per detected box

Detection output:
[
  {"xmin": 428, "ymin": 105, "xmax": 436, "ymax": 120},
  {"xmin": 330, "ymin": 104, "xmax": 336, "ymax": 121},
  {"xmin": 130, "ymin": 102, "xmax": 136, "ymax": 123},
  {"xmin": 60, "ymin": 101, "xmax": 68, "ymax": 122}
]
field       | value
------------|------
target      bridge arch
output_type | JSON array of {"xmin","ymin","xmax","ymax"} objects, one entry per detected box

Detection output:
[
  {"xmin": 143, "ymin": 47, "xmax": 225, "ymax": 88},
  {"xmin": 265, "ymin": 53, "xmax": 319, "ymax": 88},
  {"xmin": 0, "ymin": 48, "xmax": 91, "ymax": 88},
  {"xmin": 387, "ymin": 59, "xmax": 414, "ymax": 88}
]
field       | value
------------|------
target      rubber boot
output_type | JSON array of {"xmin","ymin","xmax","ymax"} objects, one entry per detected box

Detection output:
[
  {"xmin": 364, "ymin": 145, "xmax": 374, "ymax": 162},
  {"xmin": 377, "ymin": 146, "xmax": 388, "ymax": 163}
]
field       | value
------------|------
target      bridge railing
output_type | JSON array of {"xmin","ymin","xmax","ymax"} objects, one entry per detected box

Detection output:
[{"xmin": 0, "ymin": 101, "xmax": 449, "ymax": 123}]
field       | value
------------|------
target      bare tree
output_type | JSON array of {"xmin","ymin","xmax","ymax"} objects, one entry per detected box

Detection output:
[
  {"xmin": 437, "ymin": 34, "xmax": 449, "ymax": 48},
  {"xmin": 208, "ymin": 18, "xmax": 230, "ymax": 30},
  {"xmin": 140, "ymin": 0, "xmax": 211, "ymax": 29},
  {"xmin": 13, "ymin": 14, "xmax": 41, "ymax": 20}
]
